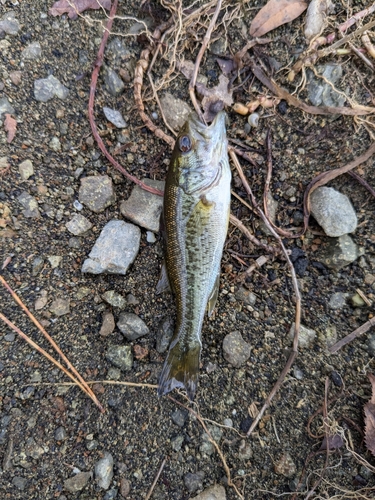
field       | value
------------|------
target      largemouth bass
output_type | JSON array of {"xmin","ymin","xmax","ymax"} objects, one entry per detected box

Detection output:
[{"xmin": 158, "ymin": 111, "xmax": 231, "ymax": 400}]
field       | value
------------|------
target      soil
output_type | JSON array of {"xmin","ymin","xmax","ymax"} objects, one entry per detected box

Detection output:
[{"xmin": 1, "ymin": 1, "xmax": 375, "ymax": 499}]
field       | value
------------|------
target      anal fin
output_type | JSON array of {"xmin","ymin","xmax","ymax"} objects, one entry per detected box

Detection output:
[{"xmin": 207, "ymin": 273, "xmax": 220, "ymax": 317}]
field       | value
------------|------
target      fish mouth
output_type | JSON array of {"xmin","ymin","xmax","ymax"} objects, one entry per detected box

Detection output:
[{"xmin": 187, "ymin": 111, "xmax": 226, "ymax": 141}]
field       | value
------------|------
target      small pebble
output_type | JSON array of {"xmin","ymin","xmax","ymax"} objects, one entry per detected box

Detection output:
[
  {"xmin": 184, "ymin": 471, "xmax": 205, "ymax": 494},
  {"xmin": 73, "ymin": 200, "xmax": 83, "ymax": 211},
  {"xmin": 95, "ymin": 452, "xmax": 114, "ymax": 490},
  {"xmin": 102, "ymin": 290, "xmax": 127, "ymax": 309},
  {"xmin": 64, "ymin": 472, "xmax": 91, "ymax": 493},
  {"xmin": 18, "ymin": 159, "xmax": 34, "ymax": 180}
]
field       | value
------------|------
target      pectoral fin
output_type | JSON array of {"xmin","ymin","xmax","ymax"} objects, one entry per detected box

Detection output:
[
  {"xmin": 156, "ymin": 261, "xmax": 171, "ymax": 294},
  {"xmin": 207, "ymin": 273, "xmax": 220, "ymax": 317}
]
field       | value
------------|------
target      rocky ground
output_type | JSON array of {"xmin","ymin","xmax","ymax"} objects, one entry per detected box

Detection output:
[{"xmin": 1, "ymin": 1, "xmax": 375, "ymax": 499}]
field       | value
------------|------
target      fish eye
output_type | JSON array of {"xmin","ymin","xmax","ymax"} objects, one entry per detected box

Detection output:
[{"xmin": 178, "ymin": 135, "xmax": 192, "ymax": 153}]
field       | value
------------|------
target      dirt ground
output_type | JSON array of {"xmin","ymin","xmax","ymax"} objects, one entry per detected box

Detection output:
[{"xmin": 1, "ymin": 1, "xmax": 375, "ymax": 499}]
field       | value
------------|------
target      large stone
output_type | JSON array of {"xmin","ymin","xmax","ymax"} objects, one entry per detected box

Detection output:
[
  {"xmin": 18, "ymin": 159, "xmax": 34, "ymax": 180},
  {"xmin": 82, "ymin": 220, "xmax": 141, "ymax": 275},
  {"xmin": 64, "ymin": 472, "xmax": 91, "ymax": 493},
  {"xmin": 0, "ymin": 12, "xmax": 20, "ymax": 35},
  {"xmin": 310, "ymin": 187, "xmax": 357, "ymax": 237},
  {"xmin": 117, "ymin": 312, "xmax": 149, "ymax": 340},
  {"xmin": 106, "ymin": 345, "xmax": 133, "ymax": 371},
  {"xmin": 160, "ymin": 92, "xmax": 192, "ymax": 130},
  {"xmin": 17, "ymin": 192, "xmax": 40, "ymax": 218},
  {"xmin": 34, "ymin": 75, "xmax": 69, "ymax": 102},
  {"xmin": 0, "ymin": 97, "xmax": 15, "ymax": 120},
  {"xmin": 222, "ymin": 332, "xmax": 251, "ymax": 367},
  {"xmin": 120, "ymin": 179, "xmax": 164, "ymax": 233},
  {"xmin": 318, "ymin": 234, "xmax": 361, "ymax": 270},
  {"xmin": 79, "ymin": 175, "xmax": 116, "ymax": 213},
  {"xmin": 95, "ymin": 452, "xmax": 114, "ymax": 490},
  {"xmin": 289, "ymin": 323, "xmax": 316, "ymax": 348},
  {"xmin": 190, "ymin": 484, "xmax": 227, "ymax": 500},
  {"xmin": 66, "ymin": 214, "xmax": 92, "ymax": 235}
]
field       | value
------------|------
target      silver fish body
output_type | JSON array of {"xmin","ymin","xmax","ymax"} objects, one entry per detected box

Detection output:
[{"xmin": 158, "ymin": 111, "xmax": 231, "ymax": 400}]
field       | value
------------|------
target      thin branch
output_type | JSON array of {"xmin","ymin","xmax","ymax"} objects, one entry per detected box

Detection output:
[
  {"xmin": 228, "ymin": 151, "xmax": 301, "ymax": 436},
  {"xmin": 145, "ymin": 458, "xmax": 167, "ymax": 500},
  {"xmin": 0, "ymin": 275, "xmax": 103, "ymax": 411},
  {"xmin": 0, "ymin": 312, "xmax": 101, "ymax": 410},
  {"xmin": 329, "ymin": 317, "xmax": 375, "ymax": 354},
  {"xmin": 189, "ymin": 0, "xmax": 223, "ymax": 122},
  {"xmin": 88, "ymin": 0, "xmax": 166, "ymax": 195}
]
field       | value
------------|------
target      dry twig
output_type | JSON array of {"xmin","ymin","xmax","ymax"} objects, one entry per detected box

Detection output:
[
  {"xmin": 88, "ymin": 0, "xmax": 165, "ymax": 194},
  {"xmin": 228, "ymin": 151, "xmax": 301, "ymax": 436},
  {"xmin": 0, "ymin": 275, "xmax": 103, "ymax": 411}
]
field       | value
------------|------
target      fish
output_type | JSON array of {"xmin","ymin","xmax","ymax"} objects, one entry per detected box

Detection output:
[{"xmin": 157, "ymin": 111, "xmax": 231, "ymax": 400}]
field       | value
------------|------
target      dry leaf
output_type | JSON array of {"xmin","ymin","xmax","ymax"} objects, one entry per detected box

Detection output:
[
  {"xmin": 364, "ymin": 373, "xmax": 375, "ymax": 457},
  {"xmin": 319, "ymin": 434, "xmax": 343, "ymax": 451},
  {"xmin": 196, "ymin": 74, "xmax": 233, "ymax": 122},
  {"xmin": 4, "ymin": 114, "xmax": 17, "ymax": 143},
  {"xmin": 250, "ymin": 0, "xmax": 307, "ymax": 37},
  {"xmin": 49, "ymin": 0, "xmax": 111, "ymax": 20}
]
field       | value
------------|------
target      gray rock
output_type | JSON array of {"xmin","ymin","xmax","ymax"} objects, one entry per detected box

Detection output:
[
  {"xmin": 99, "ymin": 311, "xmax": 115, "ymax": 336},
  {"xmin": 328, "ymin": 292, "xmax": 347, "ymax": 310},
  {"xmin": 235, "ymin": 286, "xmax": 256, "ymax": 306},
  {"xmin": 171, "ymin": 409, "xmax": 188, "ymax": 427},
  {"xmin": 66, "ymin": 214, "xmax": 92, "ymax": 236},
  {"xmin": 49, "ymin": 137, "xmax": 61, "ymax": 152},
  {"xmin": 68, "ymin": 236, "xmax": 82, "ymax": 248},
  {"xmin": 22, "ymin": 41, "xmax": 42, "ymax": 60},
  {"xmin": 104, "ymin": 488, "xmax": 118, "ymax": 500},
  {"xmin": 107, "ymin": 38, "xmax": 131, "ymax": 63},
  {"xmin": 307, "ymin": 64, "xmax": 345, "ymax": 107},
  {"xmin": 104, "ymin": 66, "xmax": 125, "ymax": 96},
  {"xmin": 73, "ymin": 200, "xmax": 83, "ymax": 211},
  {"xmin": 103, "ymin": 107, "xmax": 127, "ymax": 128},
  {"xmin": 146, "ymin": 231, "xmax": 156, "ymax": 243},
  {"xmin": 222, "ymin": 332, "xmax": 251, "ymax": 367},
  {"xmin": 120, "ymin": 179, "xmax": 164, "ymax": 232},
  {"xmin": 50, "ymin": 298, "xmax": 70, "ymax": 316},
  {"xmin": 18, "ymin": 159, "xmax": 34, "ymax": 180},
  {"xmin": 0, "ymin": 12, "xmax": 20, "ymax": 35},
  {"xmin": 102, "ymin": 290, "xmax": 127, "ymax": 309},
  {"xmin": 289, "ymin": 323, "xmax": 316, "ymax": 348},
  {"xmin": 95, "ymin": 452, "xmax": 114, "ymax": 490},
  {"xmin": 160, "ymin": 93, "xmax": 192, "ymax": 130},
  {"xmin": 82, "ymin": 220, "xmax": 141, "ymax": 275},
  {"xmin": 54, "ymin": 426, "xmax": 67, "ymax": 441},
  {"xmin": 10, "ymin": 70, "xmax": 22, "ymax": 86},
  {"xmin": 238, "ymin": 439, "xmax": 253, "ymax": 460},
  {"xmin": 190, "ymin": 485, "xmax": 226, "ymax": 500},
  {"xmin": 64, "ymin": 472, "xmax": 91, "ymax": 493},
  {"xmin": 120, "ymin": 478, "xmax": 131, "ymax": 498},
  {"xmin": 293, "ymin": 366, "xmax": 304, "ymax": 380},
  {"xmin": 0, "ymin": 97, "xmax": 15, "ymax": 120},
  {"xmin": 5, "ymin": 333, "xmax": 15, "ymax": 342},
  {"xmin": 319, "ymin": 234, "xmax": 361, "ymax": 270},
  {"xmin": 17, "ymin": 191, "xmax": 40, "ymax": 218},
  {"xmin": 34, "ymin": 75, "xmax": 69, "ymax": 102},
  {"xmin": 310, "ymin": 187, "xmax": 357, "ymax": 237},
  {"xmin": 107, "ymin": 367, "xmax": 121, "ymax": 380},
  {"xmin": 156, "ymin": 317, "xmax": 174, "ymax": 353},
  {"xmin": 48, "ymin": 255, "xmax": 62, "ymax": 268},
  {"xmin": 117, "ymin": 312, "xmax": 149, "ymax": 340},
  {"xmin": 25, "ymin": 437, "xmax": 45, "ymax": 459},
  {"xmin": 32, "ymin": 256, "xmax": 44, "ymax": 276},
  {"xmin": 79, "ymin": 175, "xmax": 116, "ymax": 213},
  {"xmin": 184, "ymin": 471, "xmax": 205, "ymax": 494},
  {"xmin": 106, "ymin": 345, "xmax": 133, "ymax": 371},
  {"xmin": 171, "ymin": 435, "xmax": 184, "ymax": 452},
  {"xmin": 12, "ymin": 476, "xmax": 28, "ymax": 490},
  {"xmin": 35, "ymin": 290, "xmax": 48, "ymax": 310}
]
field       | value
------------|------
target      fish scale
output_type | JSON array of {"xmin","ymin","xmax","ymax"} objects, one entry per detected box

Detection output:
[{"xmin": 158, "ymin": 111, "xmax": 231, "ymax": 400}]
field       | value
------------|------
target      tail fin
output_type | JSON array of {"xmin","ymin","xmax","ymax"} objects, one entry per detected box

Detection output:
[{"xmin": 158, "ymin": 342, "xmax": 200, "ymax": 401}]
